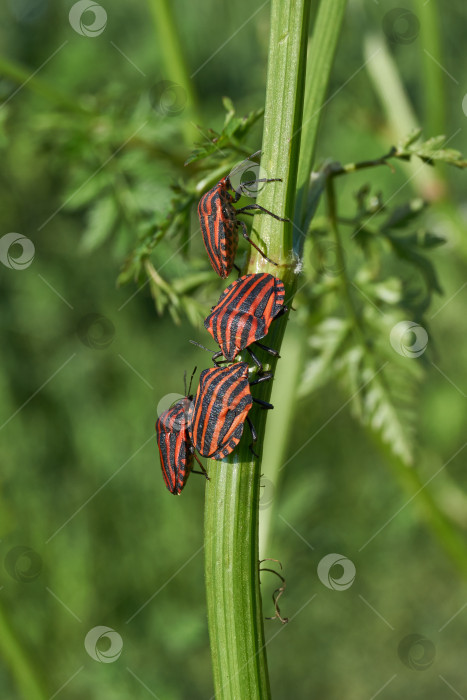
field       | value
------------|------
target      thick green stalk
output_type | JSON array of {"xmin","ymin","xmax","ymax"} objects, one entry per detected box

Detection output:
[
  {"xmin": 204, "ymin": 2, "xmax": 312, "ymax": 698},
  {"xmin": 415, "ymin": 0, "xmax": 445, "ymax": 137},
  {"xmin": 147, "ymin": 0, "xmax": 200, "ymax": 143},
  {"xmin": 0, "ymin": 604, "xmax": 47, "ymax": 700},
  {"xmin": 295, "ymin": 0, "xmax": 347, "ymax": 231}
]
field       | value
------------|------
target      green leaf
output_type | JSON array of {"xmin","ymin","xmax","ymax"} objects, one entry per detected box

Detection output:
[
  {"xmin": 381, "ymin": 198, "xmax": 426, "ymax": 231},
  {"xmin": 80, "ymin": 197, "xmax": 118, "ymax": 252},
  {"xmin": 184, "ymin": 100, "xmax": 263, "ymax": 165},
  {"xmin": 396, "ymin": 131, "xmax": 467, "ymax": 169},
  {"xmin": 383, "ymin": 230, "xmax": 443, "ymax": 297}
]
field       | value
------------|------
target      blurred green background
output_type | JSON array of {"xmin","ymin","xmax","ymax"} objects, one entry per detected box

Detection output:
[{"xmin": 1, "ymin": 1, "xmax": 467, "ymax": 698}]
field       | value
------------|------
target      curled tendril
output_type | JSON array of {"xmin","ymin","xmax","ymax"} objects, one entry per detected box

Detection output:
[{"xmin": 259, "ymin": 558, "xmax": 289, "ymax": 625}]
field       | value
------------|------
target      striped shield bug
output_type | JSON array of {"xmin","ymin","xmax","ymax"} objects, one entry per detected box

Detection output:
[
  {"xmin": 188, "ymin": 362, "xmax": 273, "ymax": 460},
  {"xmin": 198, "ymin": 153, "xmax": 289, "ymax": 278},
  {"xmin": 156, "ymin": 368, "xmax": 209, "ymax": 495},
  {"xmin": 204, "ymin": 272, "xmax": 287, "ymax": 372}
]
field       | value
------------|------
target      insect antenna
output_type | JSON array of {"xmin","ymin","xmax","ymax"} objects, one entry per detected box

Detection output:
[
  {"xmin": 189, "ymin": 340, "xmax": 225, "ymax": 365},
  {"xmin": 187, "ymin": 366, "xmax": 197, "ymax": 396}
]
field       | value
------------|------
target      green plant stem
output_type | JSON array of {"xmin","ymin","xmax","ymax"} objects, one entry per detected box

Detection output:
[
  {"xmin": 147, "ymin": 0, "xmax": 200, "ymax": 144},
  {"xmin": 204, "ymin": 1, "xmax": 312, "ymax": 697},
  {"xmin": 326, "ymin": 177, "xmax": 368, "ymax": 347},
  {"xmin": 295, "ymin": 0, "xmax": 347, "ymax": 231},
  {"xmin": 0, "ymin": 604, "xmax": 47, "ymax": 700},
  {"xmin": 415, "ymin": 0, "xmax": 445, "ymax": 137}
]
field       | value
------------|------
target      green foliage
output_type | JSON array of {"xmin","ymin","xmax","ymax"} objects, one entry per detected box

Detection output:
[
  {"xmin": 1, "ymin": 2, "xmax": 467, "ymax": 698},
  {"xmin": 396, "ymin": 128, "xmax": 467, "ymax": 168},
  {"xmin": 116, "ymin": 99, "xmax": 266, "ymax": 320},
  {"xmin": 298, "ymin": 141, "xmax": 455, "ymax": 465},
  {"xmin": 184, "ymin": 97, "xmax": 263, "ymax": 164}
]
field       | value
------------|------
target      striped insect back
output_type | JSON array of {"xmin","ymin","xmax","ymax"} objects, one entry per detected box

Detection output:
[
  {"xmin": 198, "ymin": 155, "xmax": 289, "ymax": 278},
  {"xmin": 204, "ymin": 273, "xmax": 285, "ymax": 361},
  {"xmin": 189, "ymin": 363, "xmax": 253, "ymax": 459},
  {"xmin": 155, "ymin": 369, "xmax": 209, "ymax": 495},
  {"xmin": 156, "ymin": 397, "xmax": 193, "ymax": 495},
  {"xmin": 198, "ymin": 179, "xmax": 238, "ymax": 279},
  {"xmin": 189, "ymin": 363, "xmax": 273, "ymax": 460}
]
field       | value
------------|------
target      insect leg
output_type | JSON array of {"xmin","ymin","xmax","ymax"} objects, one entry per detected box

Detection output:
[
  {"xmin": 253, "ymin": 398, "xmax": 274, "ymax": 410},
  {"xmin": 246, "ymin": 416, "xmax": 259, "ymax": 458},
  {"xmin": 247, "ymin": 346, "xmax": 263, "ymax": 374},
  {"xmin": 192, "ymin": 453, "xmax": 210, "ymax": 481},
  {"xmin": 236, "ymin": 204, "xmax": 290, "ymax": 223},
  {"xmin": 253, "ymin": 341, "xmax": 280, "ymax": 358},
  {"xmin": 250, "ymin": 372, "xmax": 273, "ymax": 386},
  {"xmin": 238, "ymin": 220, "xmax": 278, "ymax": 267}
]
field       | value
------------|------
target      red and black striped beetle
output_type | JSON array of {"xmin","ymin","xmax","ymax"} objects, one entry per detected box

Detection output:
[
  {"xmin": 188, "ymin": 363, "xmax": 272, "ymax": 460},
  {"xmin": 155, "ymin": 369, "xmax": 209, "ymax": 495},
  {"xmin": 204, "ymin": 272, "xmax": 287, "ymax": 372},
  {"xmin": 198, "ymin": 157, "xmax": 289, "ymax": 278}
]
